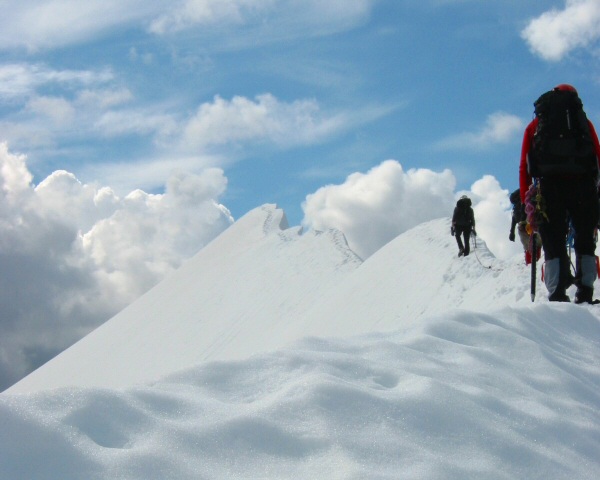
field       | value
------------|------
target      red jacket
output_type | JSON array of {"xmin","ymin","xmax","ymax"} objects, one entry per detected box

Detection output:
[{"xmin": 519, "ymin": 117, "xmax": 600, "ymax": 203}]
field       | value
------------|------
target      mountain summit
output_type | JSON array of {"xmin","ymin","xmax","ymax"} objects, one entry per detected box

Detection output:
[{"xmin": 9, "ymin": 204, "xmax": 362, "ymax": 392}]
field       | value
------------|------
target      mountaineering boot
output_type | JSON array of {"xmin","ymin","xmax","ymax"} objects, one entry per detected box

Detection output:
[
  {"xmin": 573, "ymin": 255, "xmax": 599, "ymax": 304},
  {"xmin": 560, "ymin": 254, "xmax": 575, "ymax": 289},
  {"xmin": 456, "ymin": 235, "xmax": 465, "ymax": 257},
  {"xmin": 544, "ymin": 258, "xmax": 569, "ymax": 301},
  {"xmin": 548, "ymin": 289, "xmax": 570, "ymax": 302},
  {"xmin": 575, "ymin": 286, "xmax": 593, "ymax": 304},
  {"xmin": 575, "ymin": 254, "xmax": 598, "ymax": 287}
]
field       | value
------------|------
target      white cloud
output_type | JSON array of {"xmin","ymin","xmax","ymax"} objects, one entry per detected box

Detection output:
[
  {"xmin": 301, "ymin": 159, "xmax": 521, "ymax": 261},
  {"xmin": 35, "ymin": 170, "xmax": 120, "ymax": 232},
  {"xmin": 128, "ymin": 47, "xmax": 155, "ymax": 66},
  {"xmin": 0, "ymin": 63, "xmax": 157, "ymax": 151},
  {"xmin": 76, "ymin": 87, "xmax": 134, "ymax": 109},
  {"xmin": 0, "ymin": 0, "xmax": 377, "ymax": 51},
  {"xmin": 0, "ymin": 0, "xmax": 162, "ymax": 51},
  {"xmin": 94, "ymin": 109, "xmax": 179, "ymax": 140},
  {"xmin": 182, "ymin": 94, "xmax": 348, "ymax": 150},
  {"xmin": 0, "ymin": 66, "xmax": 116, "ymax": 151},
  {"xmin": 0, "ymin": 65, "xmax": 368, "ymax": 170},
  {"xmin": 150, "ymin": 0, "xmax": 376, "ymax": 37},
  {"xmin": 149, "ymin": 0, "xmax": 274, "ymax": 34},
  {"xmin": 434, "ymin": 112, "xmax": 524, "ymax": 151},
  {"xmin": 26, "ymin": 96, "xmax": 76, "ymax": 125},
  {"xmin": 301, "ymin": 160, "xmax": 457, "ymax": 259},
  {"xmin": 464, "ymin": 175, "xmax": 521, "ymax": 261},
  {"xmin": 0, "ymin": 142, "xmax": 233, "ymax": 390},
  {"xmin": 522, "ymin": 0, "xmax": 600, "ymax": 61},
  {"xmin": 0, "ymin": 63, "xmax": 113, "ymax": 102},
  {"xmin": 80, "ymin": 153, "xmax": 227, "ymax": 196},
  {"xmin": 80, "ymin": 168, "xmax": 231, "ymax": 297}
]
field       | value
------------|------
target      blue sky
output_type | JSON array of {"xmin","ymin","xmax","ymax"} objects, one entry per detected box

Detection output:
[
  {"xmin": 1, "ymin": 0, "xmax": 598, "ymax": 225},
  {"xmin": 2, "ymin": 0, "xmax": 600, "ymax": 389}
]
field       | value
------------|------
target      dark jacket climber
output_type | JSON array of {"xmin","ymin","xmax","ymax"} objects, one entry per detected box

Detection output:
[
  {"xmin": 519, "ymin": 83, "xmax": 600, "ymax": 303},
  {"xmin": 451, "ymin": 195, "xmax": 476, "ymax": 257},
  {"xmin": 509, "ymin": 188, "xmax": 541, "ymax": 265},
  {"xmin": 509, "ymin": 188, "xmax": 524, "ymax": 242}
]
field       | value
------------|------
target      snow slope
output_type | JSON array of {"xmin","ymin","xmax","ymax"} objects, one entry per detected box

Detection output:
[
  {"xmin": 288, "ymin": 218, "xmax": 535, "ymax": 340},
  {"xmin": 1, "ymin": 204, "xmax": 600, "ymax": 479},
  {"xmin": 8, "ymin": 205, "xmax": 362, "ymax": 392},
  {"xmin": 9, "ymin": 206, "xmax": 530, "ymax": 393}
]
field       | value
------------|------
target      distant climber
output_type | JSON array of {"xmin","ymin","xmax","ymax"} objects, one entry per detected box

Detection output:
[
  {"xmin": 509, "ymin": 188, "xmax": 541, "ymax": 265},
  {"xmin": 520, "ymin": 83, "xmax": 600, "ymax": 303},
  {"xmin": 451, "ymin": 195, "xmax": 476, "ymax": 257}
]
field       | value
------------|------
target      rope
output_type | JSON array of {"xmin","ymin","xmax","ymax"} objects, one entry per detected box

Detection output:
[{"xmin": 471, "ymin": 234, "xmax": 503, "ymax": 271}]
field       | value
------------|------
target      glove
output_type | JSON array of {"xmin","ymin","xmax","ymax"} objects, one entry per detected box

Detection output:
[
  {"xmin": 451, "ymin": 226, "xmax": 455, "ymax": 236},
  {"xmin": 472, "ymin": 229, "xmax": 477, "ymax": 237},
  {"xmin": 509, "ymin": 232, "xmax": 515, "ymax": 242}
]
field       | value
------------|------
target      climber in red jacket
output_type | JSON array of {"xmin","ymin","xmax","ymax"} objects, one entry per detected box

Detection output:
[{"xmin": 519, "ymin": 84, "xmax": 600, "ymax": 303}]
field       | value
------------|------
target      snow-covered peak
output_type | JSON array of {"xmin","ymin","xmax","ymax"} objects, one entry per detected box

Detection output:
[
  {"xmin": 8, "ymin": 204, "xmax": 361, "ymax": 393},
  {"xmin": 6, "ymin": 207, "xmax": 542, "ymax": 394}
]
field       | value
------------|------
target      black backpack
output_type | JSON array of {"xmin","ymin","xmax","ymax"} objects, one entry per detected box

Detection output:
[
  {"xmin": 457, "ymin": 197, "xmax": 471, "ymax": 209},
  {"xmin": 509, "ymin": 189, "xmax": 525, "ymax": 223},
  {"xmin": 527, "ymin": 89, "xmax": 598, "ymax": 177},
  {"xmin": 509, "ymin": 189, "xmax": 520, "ymax": 206},
  {"xmin": 454, "ymin": 197, "xmax": 472, "ymax": 225}
]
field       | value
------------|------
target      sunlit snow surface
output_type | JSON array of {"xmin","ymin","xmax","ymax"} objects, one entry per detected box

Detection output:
[{"xmin": 2, "ymin": 205, "xmax": 599, "ymax": 479}]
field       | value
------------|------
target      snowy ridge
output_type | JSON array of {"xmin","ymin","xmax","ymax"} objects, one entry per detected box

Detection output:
[
  {"xmin": 261, "ymin": 203, "xmax": 290, "ymax": 234},
  {"xmin": 8, "ymin": 205, "xmax": 362, "ymax": 392},
  {"xmin": 2, "ymin": 204, "xmax": 600, "ymax": 479},
  {"xmin": 287, "ymin": 218, "xmax": 533, "ymax": 340}
]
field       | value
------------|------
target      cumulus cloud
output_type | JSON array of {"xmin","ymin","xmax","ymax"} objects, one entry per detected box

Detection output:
[
  {"xmin": 435, "ymin": 112, "xmax": 524, "ymax": 151},
  {"xmin": 0, "ymin": 143, "xmax": 233, "ymax": 391},
  {"xmin": 301, "ymin": 160, "xmax": 457, "ymax": 259},
  {"xmin": 522, "ymin": 0, "xmax": 600, "ymax": 61},
  {"xmin": 182, "ymin": 94, "xmax": 348, "ymax": 150},
  {"xmin": 463, "ymin": 176, "xmax": 521, "ymax": 260},
  {"xmin": 301, "ymin": 159, "xmax": 521, "ymax": 261}
]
